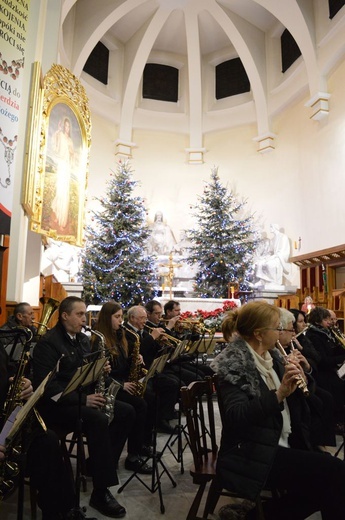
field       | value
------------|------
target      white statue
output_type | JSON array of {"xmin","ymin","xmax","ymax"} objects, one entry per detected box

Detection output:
[
  {"xmin": 254, "ymin": 224, "xmax": 291, "ymax": 287},
  {"xmin": 147, "ymin": 211, "xmax": 176, "ymax": 256},
  {"xmin": 41, "ymin": 238, "xmax": 80, "ymax": 283}
]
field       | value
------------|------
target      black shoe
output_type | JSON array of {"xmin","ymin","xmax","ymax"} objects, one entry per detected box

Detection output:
[
  {"xmin": 139, "ymin": 445, "xmax": 154, "ymax": 457},
  {"xmin": 124, "ymin": 457, "xmax": 153, "ymax": 474},
  {"xmin": 157, "ymin": 419, "xmax": 176, "ymax": 434},
  {"xmin": 89, "ymin": 489, "xmax": 126, "ymax": 518}
]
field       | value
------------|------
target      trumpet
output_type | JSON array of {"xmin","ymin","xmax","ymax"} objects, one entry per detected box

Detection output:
[
  {"xmin": 144, "ymin": 324, "xmax": 180, "ymax": 347},
  {"xmin": 275, "ymin": 340, "xmax": 309, "ymax": 396}
]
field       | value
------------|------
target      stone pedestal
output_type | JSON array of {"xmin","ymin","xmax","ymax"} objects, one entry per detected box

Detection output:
[
  {"xmin": 253, "ymin": 286, "xmax": 297, "ymax": 305},
  {"xmin": 62, "ymin": 282, "xmax": 83, "ymax": 298}
]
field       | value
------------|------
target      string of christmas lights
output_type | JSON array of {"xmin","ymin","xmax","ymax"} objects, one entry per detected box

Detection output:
[
  {"xmin": 186, "ymin": 166, "xmax": 259, "ymax": 298},
  {"xmin": 81, "ymin": 161, "xmax": 157, "ymax": 306}
]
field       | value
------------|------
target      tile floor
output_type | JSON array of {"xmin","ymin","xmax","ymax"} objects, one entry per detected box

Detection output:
[{"xmin": 2, "ymin": 403, "xmax": 341, "ymax": 519}]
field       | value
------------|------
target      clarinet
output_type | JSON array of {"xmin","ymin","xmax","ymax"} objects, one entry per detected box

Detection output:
[{"xmin": 275, "ymin": 340, "xmax": 309, "ymax": 396}]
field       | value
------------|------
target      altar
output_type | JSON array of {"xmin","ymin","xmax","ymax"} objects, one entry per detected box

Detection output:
[{"xmin": 157, "ymin": 297, "xmax": 241, "ymax": 313}]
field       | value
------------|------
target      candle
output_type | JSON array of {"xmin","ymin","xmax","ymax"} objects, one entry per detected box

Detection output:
[{"xmin": 230, "ymin": 286, "xmax": 234, "ymax": 298}]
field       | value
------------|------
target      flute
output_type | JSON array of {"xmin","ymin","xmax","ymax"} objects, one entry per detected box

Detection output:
[
  {"xmin": 294, "ymin": 324, "xmax": 310, "ymax": 338},
  {"xmin": 275, "ymin": 340, "xmax": 309, "ymax": 396}
]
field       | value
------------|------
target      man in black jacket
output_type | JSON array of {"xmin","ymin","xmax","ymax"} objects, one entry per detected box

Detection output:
[
  {"xmin": 33, "ymin": 296, "xmax": 133, "ymax": 518},
  {"xmin": 0, "ymin": 338, "xmax": 76, "ymax": 520},
  {"xmin": 125, "ymin": 305, "xmax": 180, "ymax": 434}
]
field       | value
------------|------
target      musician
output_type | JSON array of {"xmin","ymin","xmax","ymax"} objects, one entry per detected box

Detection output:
[
  {"xmin": 125, "ymin": 305, "xmax": 180, "ymax": 434},
  {"xmin": 327, "ymin": 308, "xmax": 345, "ymax": 348},
  {"xmin": 32, "ymin": 296, "xmax": 130, "ymax": 518},
  {"xmin": 278, "ymin": 308, "xmax": 336, "ymax": 450},
  {"xmin": 289, "ymin": 308, "xmax": 321, "ymax": 372},
  {"xmin": 145, "ymin": 299, "xmax": 205, "ymax": 384},
  {"xmin": 0, "ymin": 342, "xmax": 76, "ymax": 520},
  {"xmin": 0, "ymin": 302, "xmax": 37, "ymax": 359},
  {"xmin": 92, "ymin": 301, "xmax": 152, "ymax": 474},
  {"xmin": 306, "ymin": 306, "xmax": 345, "ymax": 427},
  {"xmin": 211, "ymin": 301, "xmax": 345, "ymax": 519},
  {"xmin": 162, "ymin": 300, "xmax": 181, "ymax": 334}
]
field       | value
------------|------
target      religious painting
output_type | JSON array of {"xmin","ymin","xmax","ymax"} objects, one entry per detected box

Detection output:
[{"xmin": 29, "ymin": 64, "xmax": 91, "ymax": 247}]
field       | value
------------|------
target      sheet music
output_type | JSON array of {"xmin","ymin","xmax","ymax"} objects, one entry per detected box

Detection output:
[{"xmin": 2, "ymin": 371, "xmax": 51, "ymax": 444}]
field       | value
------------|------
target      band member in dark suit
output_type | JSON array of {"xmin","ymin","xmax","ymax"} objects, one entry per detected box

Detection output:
[
  {"xmin": 33, "ymin": 296, "xmax": 130, "ymax": 518},
  {"xmin": 0, "ymin": 338, "xmax": 76, "ymax": 520},
  {"xmin": 124, "ymin": 305, "xmax": 180, "ymax": 434},
  {"xmin": 92, "ymin": 301, "xmax": 152, "ymax": 473}
]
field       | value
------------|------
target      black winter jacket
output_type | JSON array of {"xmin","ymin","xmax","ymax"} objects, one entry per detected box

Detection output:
[
  {"xmin": 210, "ymin": 338, "xmax": 312, "ymax": 501},
  {"xmin": 33, "ymin": 322, "xmax": 91, "ymax": 407}
]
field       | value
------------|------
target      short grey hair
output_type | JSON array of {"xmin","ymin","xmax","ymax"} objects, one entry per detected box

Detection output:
[{"xmin": 279, "ymin": 308, "xmax": 295, "ymax": 328}]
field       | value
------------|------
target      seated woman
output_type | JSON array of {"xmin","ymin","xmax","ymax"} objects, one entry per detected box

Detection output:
[
  {"xmin": 289, "ymin": 308, "xmax": 321, "ymax": 371},
  {"xmin": 211, "ymin": 301, "xmax": 345, "ymax": 520},
  {"xmin": 306, "ymin": 306, "xmax": 345, "ymax": 426},
  {"xmin": 278, "ymin": 308, "xmax": 335, "ymax": 450},
  {"xmin": 93, "ymin": 301, "xmax": 152, "ymax": 474}
]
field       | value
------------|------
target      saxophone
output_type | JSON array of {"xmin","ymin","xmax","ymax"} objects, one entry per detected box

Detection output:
[
  {"xmin": 87, "ymin": 328, "xmax": 120, "ymax": 423},
  {"xmin": 125, "ymin": 327, "xmax": 148, "ymax": 397}
]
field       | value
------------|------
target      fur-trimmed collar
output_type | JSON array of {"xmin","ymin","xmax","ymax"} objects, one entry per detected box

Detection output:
[{"xmin": 210, "ymin": 337, "xmax": 262, "ymax": 398}]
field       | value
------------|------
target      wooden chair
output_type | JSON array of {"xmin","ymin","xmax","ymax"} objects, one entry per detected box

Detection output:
[
  {"xmin": 181, "ymin": 376, "xmax": 232, "ymax": 520},
  {"xmin": 181, "ymin": 376, "xmax": 268, "ymax": 520}
]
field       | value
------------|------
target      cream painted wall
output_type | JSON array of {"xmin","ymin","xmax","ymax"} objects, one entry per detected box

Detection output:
[{"xmin": 85, "ymin": 58, "xmax": 345, "ymax": 289}]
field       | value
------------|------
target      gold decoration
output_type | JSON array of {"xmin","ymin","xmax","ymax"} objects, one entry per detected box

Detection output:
[{"xmin": 29, "ymin": 64, "xmax": 92, "ymax": 247}]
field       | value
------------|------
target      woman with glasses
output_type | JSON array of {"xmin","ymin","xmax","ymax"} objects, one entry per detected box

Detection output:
[
  {"xmin": 278, "ymin": 308, "xmax": 335, "ymax": 450},
  {"xmin": 211, "ymin": 301, "xmax": 345, "ymax": 520}
]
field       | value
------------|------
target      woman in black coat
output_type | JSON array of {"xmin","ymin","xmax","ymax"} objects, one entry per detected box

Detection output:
[
  {"xmin": 305, "ymin": 306, "xmax": 345, "ymax": 424},
  {"xmin": 211, "ymin": 301, "xmax": 345, "ymax": 520}
]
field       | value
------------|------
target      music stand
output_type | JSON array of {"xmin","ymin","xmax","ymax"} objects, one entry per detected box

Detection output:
[
  {"xmin": 0, "ymin": 371, "xmax": 52, "ymax": 520},
  {"xmin": 161, "ymin": 339, "xmax": 191, "ymax": 474},
  {"xmin": 118, "ymin": 353, "xmax": 177, "ymax": 514},
  {"xmin": 57, "ymin": 357, "xmax": 106, "ymax": 520}
]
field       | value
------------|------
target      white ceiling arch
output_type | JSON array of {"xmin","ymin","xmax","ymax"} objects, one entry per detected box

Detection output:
[{"xmin": 60, "ymin": 0, "xmax": 345, "ymax": 159}]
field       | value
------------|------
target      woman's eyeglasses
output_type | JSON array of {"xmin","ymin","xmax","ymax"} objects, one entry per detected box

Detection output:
[{"xmin": 262, "ymin": 326, "xmax": 295, "ymax": 333}]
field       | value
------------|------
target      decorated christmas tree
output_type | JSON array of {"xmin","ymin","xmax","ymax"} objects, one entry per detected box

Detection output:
[
  {"xmin": 82, "ymin": 161, "xmax": 157, "ymax": 306},
  {"xmin": 186, "ymin": 167, "xmax": 259, "ymax": 298}
]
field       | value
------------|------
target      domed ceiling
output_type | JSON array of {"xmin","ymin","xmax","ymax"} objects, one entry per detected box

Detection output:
[{"xmin": 60, "ymin": 0, "xmax": 345, "ymax": 158}]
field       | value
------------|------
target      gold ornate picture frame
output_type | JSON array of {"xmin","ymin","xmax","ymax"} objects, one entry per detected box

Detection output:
[
  {"xmin": 29, "ymin": 64, "xmax": 91, "ymax": 247},
  {"xmin": 22, "ymin": 61, "xmax": 44, "ymax": 217}
]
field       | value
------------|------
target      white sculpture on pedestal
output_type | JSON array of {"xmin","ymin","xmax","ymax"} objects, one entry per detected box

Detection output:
[
  {"xmin": 254, "ymin": 224, "xmax": 291, "ymax": 288},
  {"xmin": 41, "ymin": 238, "xmax": 80, "ymax": 283}
]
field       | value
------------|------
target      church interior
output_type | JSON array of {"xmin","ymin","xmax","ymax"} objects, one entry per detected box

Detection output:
[{"xmin": 1, "ymin": 1, "xmax": 345, "ymax": 519}]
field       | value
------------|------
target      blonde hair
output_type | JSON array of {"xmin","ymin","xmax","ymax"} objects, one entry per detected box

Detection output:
[{"xmin": 222, "ymin": 301, "xmax": 280, "ymax": 341}]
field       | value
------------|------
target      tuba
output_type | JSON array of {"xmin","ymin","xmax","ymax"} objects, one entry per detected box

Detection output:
[
  {"xmin": 86, "ymin": 328, "xmax": 120, "ymax": 423},
  {"xmin": 35, "ymin": 297, "xmax": 60, "ymax": 337}
]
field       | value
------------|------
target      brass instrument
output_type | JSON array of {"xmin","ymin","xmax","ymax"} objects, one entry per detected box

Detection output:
[
  {"xmin": 35, "ymin": 297, "xmax": 60, "ymax": 337},
  {"xmin": 0, "ymin": 327, "xmax": 46, "ymax": 501},
  {"xmin": 275, "ymin": 340, "xmax": 309, "ymax": 396},
  {"xmin": 145, "ymin": 324, "xmax": 180, "ymax": 348},
  {"xmin": 330, "ymin": 326, "xmax": 345, "ymax": 349},
  {"xmin": 174, "ymin": 318, "xmax": 205, "ymax": 335},
  {"xmin": 86, "ymin": 328, "xmax": 120, "ymax": 423},
  {"xmin": 125, "ymin": 326, "xmax": 148, "ymax": 397}
]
